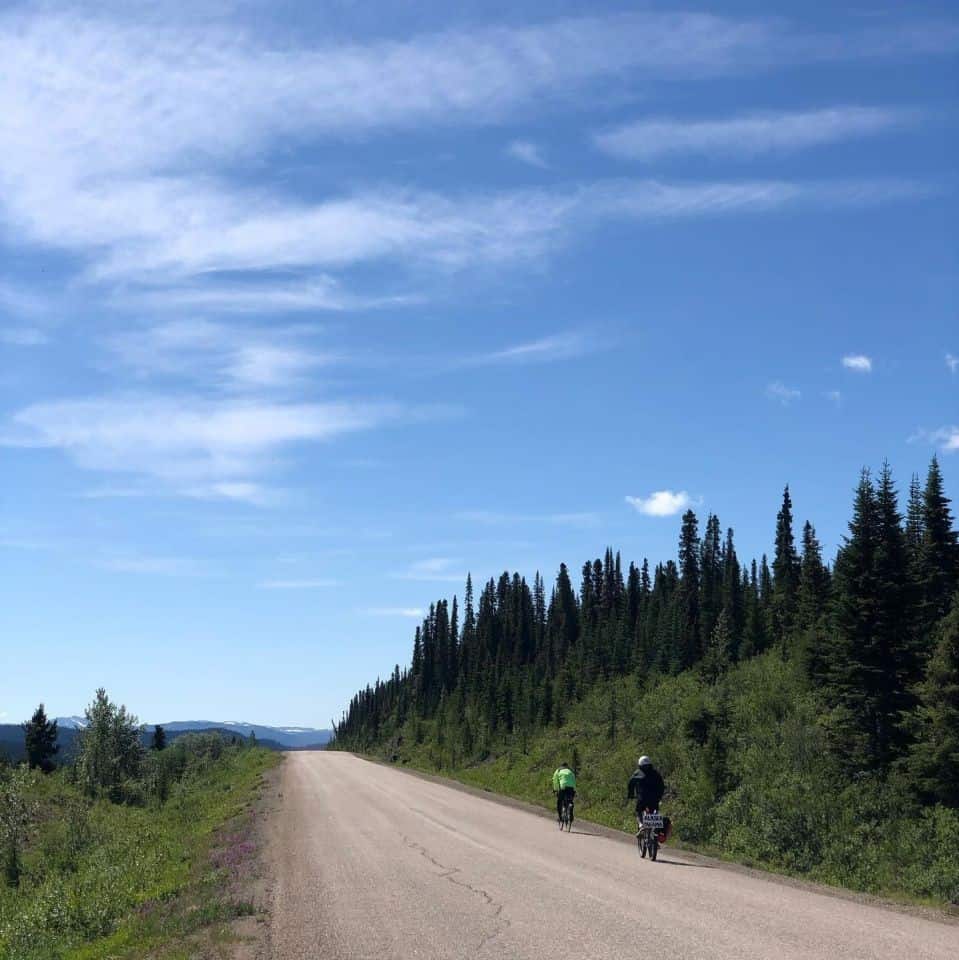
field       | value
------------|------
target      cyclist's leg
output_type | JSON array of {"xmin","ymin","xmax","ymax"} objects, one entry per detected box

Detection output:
[{"xmin": 556, "ymin": 791, "xmax": 564, "ymax": 821}]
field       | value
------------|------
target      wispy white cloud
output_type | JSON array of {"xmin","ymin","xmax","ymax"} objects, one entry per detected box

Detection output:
[
  {"xmin": 183, "ymin": 481, "xmax": 278, "ymax": 506},
  {"xmin": 766, "ymin": 381, "xmax": 801, "ymax": 404},
  {"xmin": 259, "ymin": 578, "xmax": 340, "ymax": 589},
  {"xmin": 226, "ymin": 344, "xmax": 326, "ymax": 389},
  {"xmin": 34, "ymin": 178, "xmax": 933, "ymax": 285},
  {"xmin": 457, "ymin": 509, "xmax": 600, "ymax": 528},
  {"xmin": 98, "ymin": 553, "xmax": 197, "ymax": 575},
  {"xmin": 0, "ymin": 327, "xmax": 49, "ymax": 346},
  {"xmin": 507, "ymin": 140, "xmax": 547, "ymax": 168},
  {"xmin": 625, "ymin": 490, "xmax": 697, "ymax": 517},
  {"xmin": 1, "ymin": 395, "xmax": 421, "ymax": 499},
  {"xmin": 595, "ymin": 106, "xmax": 913, "ymax": 161},
  {"xmin": 910, "ymin": 426, "xmax": 959, "ymax": 453},
  {"xmin": 104, "ymin": 319, "xmax": 335, "ymax": 390},
  {"xmin": 547, "ymin": 512, "xmax": 601, "ymax": 529},
  {"xmin": 842, "ymin": 354, "xmax": 873, "ymax": 372},
  {"xmin": 0, "ymin": 281, "xmax": 47, "ymax": 317},
  {"xmin": 474, "ymin": 331, "xmax": 590, "ymax": 366},
  {"xmin": 121, "ymin": 275, "xmax": 412, "ymax": 314},
  {"xmin": 393, "ymin": 557, "xmax": 466, "ymax": 582},
  {"xmin": 365, "ymin": 607, "xmax": 425, "ymax": 618},
  {"xmin": 946, "ymin": 353, "xmax": 958, "ymax": 374},
  {"xmin": 0, "ymin": 8, "xmax": 945, "ymax": 289},
  {"xmin": 80, "ymin": 485, "xmax": 151, "ymax": 500}
]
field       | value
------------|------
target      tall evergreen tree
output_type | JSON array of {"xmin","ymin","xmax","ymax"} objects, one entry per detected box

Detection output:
[
  {"xmin": 874, "ymin": 462, "xmax": 918, "ymax": 755},
  {"xmin": 905, "ymin": 473, "xmax": 924, "ymax": 558},
  {"xmin": 797, "ymin": 521, "xmax": 829, "ymax": 630},
  {"xmin": 759, "ymin": 553, "xmax": 773, "ymax": 635},
  {"xmin": 917, "ymin": 457, "xmax": 959, "ymax": 642},
  {"xmin": 824, "ymin": 471, "xmax": 892, "ymax": 771},
  {"xmin": 741, "ymin": 559, "xmax": 766, "ymax": 658},
  {"xmin": 677, "ymin": 510, "xmax": 702, "ymax": 669},
  {"xmin": 22, "ymin": 704, "xmax": 58, "ymax": 772},
  {"xmin": 151, "ymin": 724, "xmax": 167, "ymax": 751},
  {"xmin": 772, "ymin": 486, "xmax": 801, "ymax": 644},
  {"xmin": 700, "ymin": 514, "xmax": 723, "ymax": 653},
  {"xmin": 908, "ymin": 591, "xmax": 959, "ymax": 807},
  {"xmin": 720, "ymin": 527, "xmax": 744, "ymax": 660}
]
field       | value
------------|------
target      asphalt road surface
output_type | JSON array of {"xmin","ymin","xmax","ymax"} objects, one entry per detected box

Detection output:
[{"xmin": 265, "ymin": 752, "xmax": 956, "ymax": 960}]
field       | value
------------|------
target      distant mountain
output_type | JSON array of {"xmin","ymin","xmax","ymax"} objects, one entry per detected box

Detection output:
[
  {"xmin": 56, "ymin": 716, "xmax": 89, "ymax": 730},
  {"xmin": 0, "ymin": 723, "xmax": 79, "ymax": 763},
  {"xmin": 0, "ymin": 717, "xmax": 331, "ymax": 762},
  {"xmin": 150, "ymin": 721, "xmax": 331, "ymax": 749},
  {"xmin": 0, "ymin": 719, "xmax": 329, "ymax": 764}
]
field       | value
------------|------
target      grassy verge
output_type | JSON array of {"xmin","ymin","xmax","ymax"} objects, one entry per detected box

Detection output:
[{"xmin": 0, "ymin": 747, "xmax": 279, "ymax": 960}]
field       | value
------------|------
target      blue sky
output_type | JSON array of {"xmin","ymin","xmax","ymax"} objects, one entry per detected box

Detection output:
[{"xmin": 1, "ymin": 0, "xmax": 957, "ymax": 727}]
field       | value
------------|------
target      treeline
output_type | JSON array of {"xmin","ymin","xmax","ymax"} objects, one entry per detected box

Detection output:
[{"xmin": 333, "ymin": 458, "xmax": 959, "ymax": 809}]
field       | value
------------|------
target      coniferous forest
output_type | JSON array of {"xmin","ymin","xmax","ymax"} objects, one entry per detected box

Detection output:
[{"xmin": 332, "ymin": 460, "xmax": 959, "ymax": 903}]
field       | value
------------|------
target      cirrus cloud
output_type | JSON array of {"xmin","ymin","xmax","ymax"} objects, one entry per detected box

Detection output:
[
  {"xmin": 595, "ymin": 106, "xmax": 913, "ymax": 161},
  {"xmin": 1, "ymin": 395, "xmax": 450, "ymax": 500}
]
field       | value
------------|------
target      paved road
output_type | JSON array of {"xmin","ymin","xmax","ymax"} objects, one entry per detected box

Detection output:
[{"xmin": 265, "ymin": 752, "xmax": 956, "ymax": 960}]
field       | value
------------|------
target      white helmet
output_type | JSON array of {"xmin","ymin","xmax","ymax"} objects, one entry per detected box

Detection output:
[{"xmin": 638, "ymin": 755, "xmax": 652, "ymax": 767}]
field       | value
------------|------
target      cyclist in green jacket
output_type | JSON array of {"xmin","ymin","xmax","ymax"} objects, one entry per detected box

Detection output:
[{"xmin": 551, "ymin": 762, "xmax": 576, "ymax": 824}]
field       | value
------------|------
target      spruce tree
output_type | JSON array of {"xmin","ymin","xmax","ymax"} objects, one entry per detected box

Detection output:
[
  {"xmin": 825, "ymin": 471, "xmax": 890, "ymax": 772},
  {"xmin": 720, "ymin": 528, "xmax": 744, "ymax": 660},
  {"xmin": 875, "ymin": 462, "xmax": 918, "ymax": 756},
  {"xmin": 917, "ymin": 457, "xmax": 959, "ymax": 643},
  {"xmin": 796, "ymin": 521, "xmax": 830, "ymax": 682},
  {"xmin": 741, "ymin": 559, "xmax": 766, "ymax": 658},
  {"xmin": 797, "ymin": 521, "xmax": 828, "ymax": 630},
  {"xmin": 905, "ymin": 473, "xmax": 924, "ymax": 559},
  {"xmin": 772, "ymin": 486, "xmax": 800, "ymax": 645},
  {"xmin": 22, "ymin": 704, "xmax": 58, "ymax": 772},
  {"xmin": 759, "ymin": 554, "xmax": 773, "ymax": 640},
  {"xmin": 677, "ymin": 510, "xmax": 701, "ymax": 669},
  {"xmin": 700, "ymin": 514, "xmax": 723, "ymax": 653},
  {"xmin": 151, "ymin": 724, "xmax": 167, "ymax": 751},
  {"xmin": 908, "ymin": 592, "xmax": 959, "ymax": 807}
]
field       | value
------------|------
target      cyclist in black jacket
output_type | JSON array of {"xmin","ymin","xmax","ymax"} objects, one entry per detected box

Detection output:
[{"xmin": 627, "ymin": 755, "xmax": 666, "ymax": 836}]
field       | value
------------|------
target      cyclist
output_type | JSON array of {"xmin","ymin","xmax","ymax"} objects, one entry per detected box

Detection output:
[
  {"xmin": 626, "ymin": 755, "xmax": 666, "ymax": 837},
  {"xmin": 551, "ymin": 761, "xmax": 576, "ymax": 824}
]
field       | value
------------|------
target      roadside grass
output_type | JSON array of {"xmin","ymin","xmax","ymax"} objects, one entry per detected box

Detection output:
[{"xmin": 0, "ymin": 747, "xmax": 278, "ymax": 960}]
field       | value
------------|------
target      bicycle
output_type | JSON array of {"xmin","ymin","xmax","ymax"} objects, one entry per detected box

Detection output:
[
  {"xmin": 637, "ymin": 808, "xmax": 664, "ymax": 861},
  {"xmin": 557, "ymin": 791, "xmax": 574, "ymax": 832}
]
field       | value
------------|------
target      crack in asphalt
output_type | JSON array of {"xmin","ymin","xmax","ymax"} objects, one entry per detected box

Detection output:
[{"xmin": 403, "ymin": 835, "xmax": 511, "ymax": 952}]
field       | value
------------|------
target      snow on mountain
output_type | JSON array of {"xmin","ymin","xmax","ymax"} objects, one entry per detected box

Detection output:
[{"xmin": 55, "ymin": 716, "xmax": 88, "ymax": 729}]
